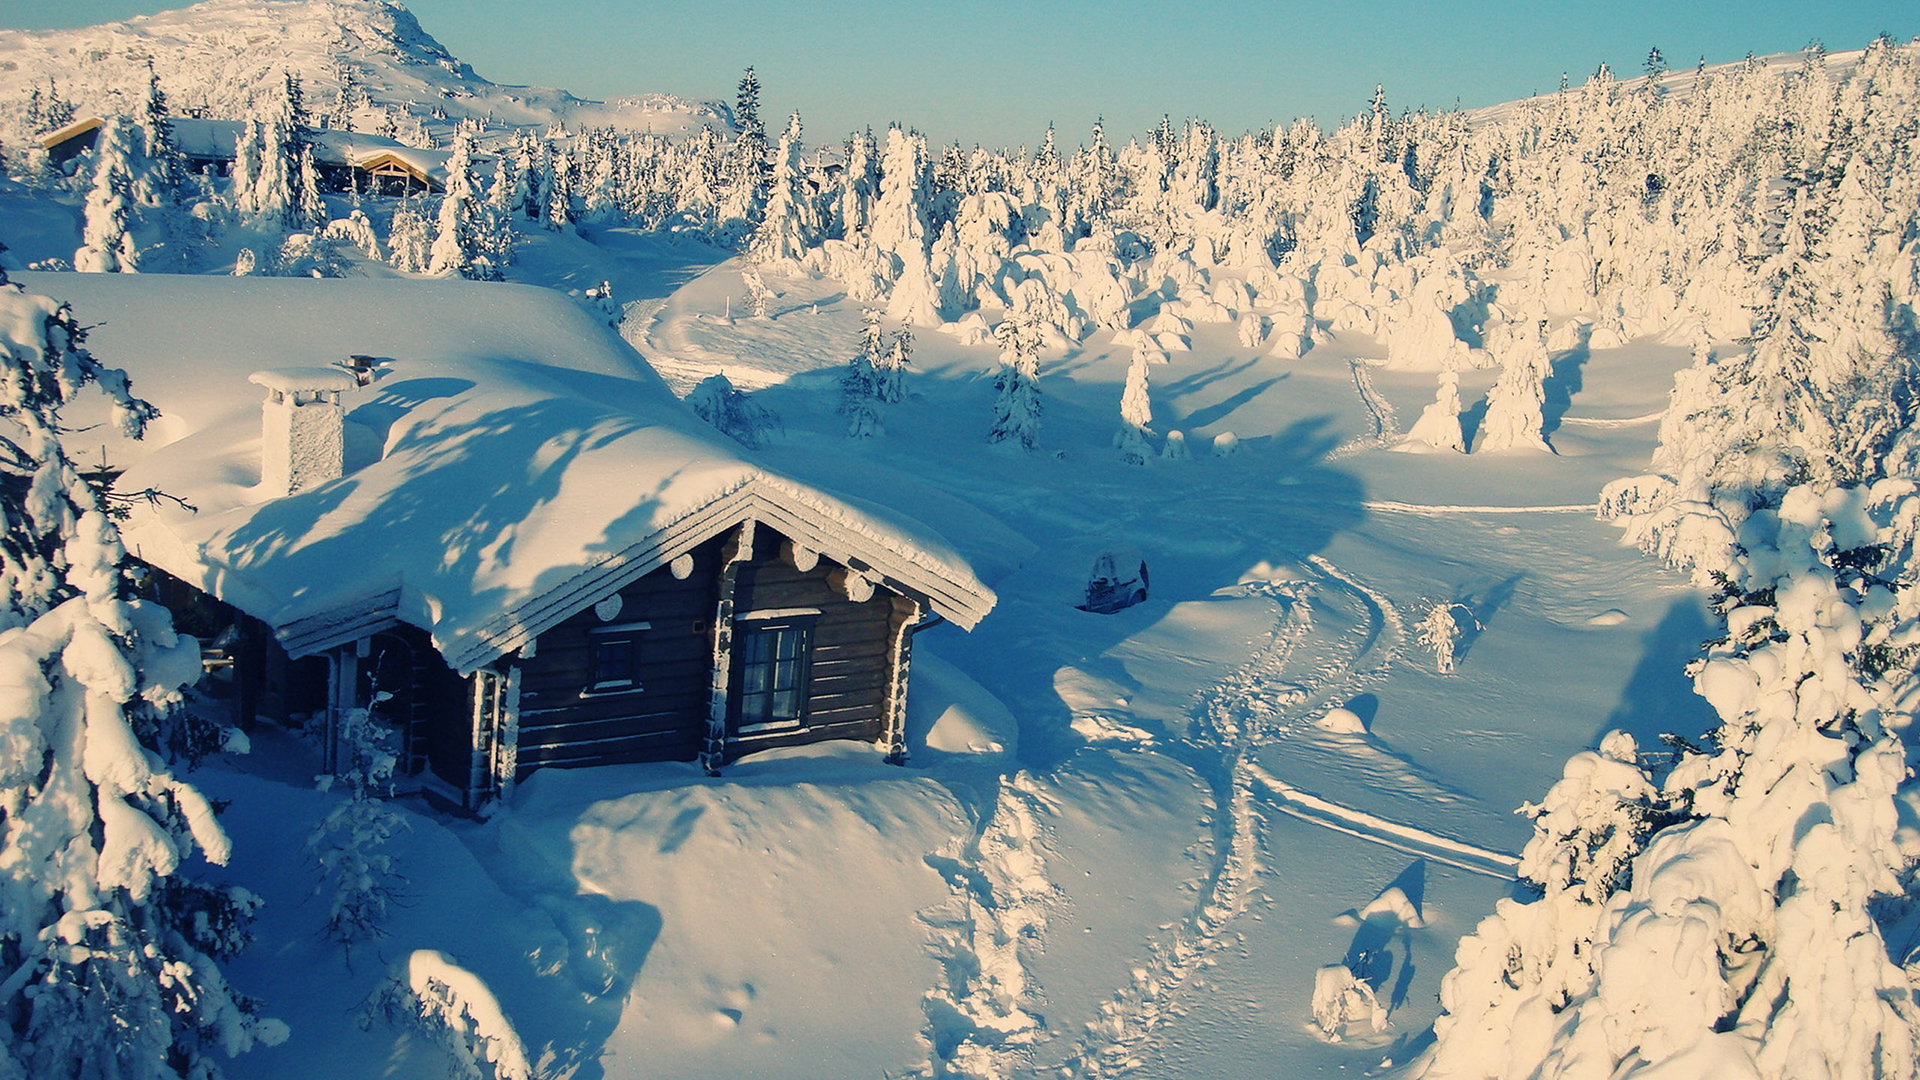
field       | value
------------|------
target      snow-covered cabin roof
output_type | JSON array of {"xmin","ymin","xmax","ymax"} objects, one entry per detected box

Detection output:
[
  {"xmin": 18, "ymin": 274, "xmax": 994, "ymax": 672},
  {"xmin": 169, "ymin": 119, "xmax": 453, "ymax": 186}
]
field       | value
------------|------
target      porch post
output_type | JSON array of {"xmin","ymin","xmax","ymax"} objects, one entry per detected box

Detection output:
[
  {"xmin": 702, "ymin": 519, "xmax": 757, "ymax": 775},
  {"xmin": 324, "ymin": 644, "xmax": 359, "ymax": 778},
  {"xmin": 881, "ymin": 596, "xmax": 919, "ymax": 765},
  {"xmin": 492, "ymin": 665, "xmax": 522, "ymax": 800},
  {"xmin": 465, "ymin": 670, "xmax": 494, "ymax": 810}
]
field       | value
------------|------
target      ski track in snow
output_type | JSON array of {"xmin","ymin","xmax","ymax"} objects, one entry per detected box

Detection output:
[
  {"xmin": 1362, "ymin": 500, "xmax": 1599, "ymax": 516},
  {"xmin": 1246, "ymin": 763, "xmax": 1519, "ymax": 880},
  {"xmin": 1330, "ymin": 360, "xmax": 1399, "ymax": 460},
  {"xmin": 1056, "ymin": 555, "xmax": 1450, "ymax": 1077},
  {"xmin": 1556, "ymin": 411, "xmax": 1663, "ymax": 427}
]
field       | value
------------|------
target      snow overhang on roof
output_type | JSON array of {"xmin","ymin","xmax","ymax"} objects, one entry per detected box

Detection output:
[{"xmin": 18, "ymin": 274, "xmax": 994, "ymax": 674}]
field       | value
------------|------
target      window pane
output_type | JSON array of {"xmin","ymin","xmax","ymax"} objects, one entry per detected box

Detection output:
[{"xmin": 591, "ymin": 638, "xmax": 634, "ymax": 685}]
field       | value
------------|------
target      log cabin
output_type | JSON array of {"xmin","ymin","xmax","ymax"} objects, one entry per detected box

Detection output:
[{"xmin": 29, "ymin": 273, "xmax": 994, "ymax": 809}]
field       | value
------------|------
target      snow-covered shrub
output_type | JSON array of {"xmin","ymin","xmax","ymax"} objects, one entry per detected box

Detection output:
[
  {"xmin": 267, "ymin": 232, "xmax": 349, "ymax": 278},
  {"xmin": 686, "ymin": 373, "xmax": 780, "ymax": 449},
  {"xmin": 363, "ymin": 950, "xmax": 531, "ymax": 1080},
  {"xmin": 322, "ymin": 209, "xmax": 382, "ymax": 259},
  {"xmin": 1160, "ymin": 429, "xmax": 1189, "ymax": 461},
  {"xmin": 1414, "ymin": 602, "xmax": 1475, "ymax": 673},
  {"xmin": 1311, "ymin": 963, "xmax": 1384, "ymax": 1041},
  {"xmin": 306, "ymin": 686, "xmax": 409, "ymax": 956}
]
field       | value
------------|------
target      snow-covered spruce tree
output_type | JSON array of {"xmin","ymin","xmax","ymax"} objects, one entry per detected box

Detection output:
[
  {"xmin": 132, "ymin": 63, "xmax": 181, "ymax": 207},
  {"xmin": 227, "ymin": 117, "xmax": 261, "ymax": 219},
  {"xmin": 1404, "ymin": 363, "xmax": 1468, "ymax": 452},
  {"xmin": 247, "ymin": 72, "xmax": 310, "ymax": 228},
  {"xmin": 544, "ymin": 147, "xmax": 576, "ymax": 232},
  {"xmin": 387, "ymin": 203, "xmax": 434, "ymax": 273},
  {"xmin": 1475, "ymin": 317, "xmax": 1553, "ymax": 453},
  {"xmin": 1430, "ymin": 484, "xmax": 1920, "ymax": 1080},
  {"xmin": 429, "ymin": 124, "xmax": 502, "ymax": 281},
  {"xmin": 989, "ymin": 315, "xmax": 1043, "ymax": 451},
  {"xmin": 74, "ymin": 117, "xmax": 140, "ymax": 274},
  {"xmin": 686, "ymin": 373, "xmax": 780, "ymax": 449},
  {"xmin": 840, "ymin": 308, "xmax": 884, "ymax": 438},
  {"xmin": 719, "ymin": 66, "xmax": 768, "ymax": 237},
  {"xmin": 748, "ymin": 112, "xmax": 811, "ymax": 264},
  {"xmin": 875, "ymin": 322, "xmax": 911, "ymax": 405},
  {"xmin": 1421, "ymin": 731, "xmax": 1662, "ymax": 1078},
  {"xmin": 0, "ymin": 269, "xmax": 287, "ymax": 1077},
  {"xmin": 1115, "ymin": 347, "xmax": 1153, "ymax": 464}
]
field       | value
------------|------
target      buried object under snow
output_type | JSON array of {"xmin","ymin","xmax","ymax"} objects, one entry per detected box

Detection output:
[{"xmin": 1082, "ymin": 547, "xmax": 1149, "ymax": 614}]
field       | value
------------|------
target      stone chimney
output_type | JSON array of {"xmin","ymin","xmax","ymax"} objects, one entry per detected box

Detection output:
[{"xmin": 249, "ymin": 367, "xmax": 359, "ymax": 495}]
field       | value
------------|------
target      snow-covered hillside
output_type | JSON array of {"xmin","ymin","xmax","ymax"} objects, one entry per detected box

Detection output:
[{"xmin": 0, "ymin": 0, "xmax": 728, "ymax": 151}]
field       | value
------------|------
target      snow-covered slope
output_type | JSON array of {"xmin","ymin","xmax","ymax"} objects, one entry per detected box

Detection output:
[{"xmin": 0, "ymin": 0, "xmax": 728, "ymax": 148}]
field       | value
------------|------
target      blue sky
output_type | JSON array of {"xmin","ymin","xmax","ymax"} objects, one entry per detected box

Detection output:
[{"xmin": 6, "ymin": 0, "xmax": 1913, "ymax": 147}]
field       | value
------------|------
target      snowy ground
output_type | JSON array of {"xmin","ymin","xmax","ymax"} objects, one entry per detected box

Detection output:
[{"xmin": 79, "ymin": 237, "xmax": 1720, "ymax": 1080}]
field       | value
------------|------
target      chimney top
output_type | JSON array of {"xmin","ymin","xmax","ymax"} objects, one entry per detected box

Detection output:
[{"xmin": 249, "ymin": 367, "xmax": 360, "ymax": 395}]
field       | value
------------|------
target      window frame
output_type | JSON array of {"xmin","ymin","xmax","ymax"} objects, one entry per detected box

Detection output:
[
  {"xmin": 730, "ymin": 614, "xmax": 819, "ymax": 735},
  {"xmin": 580, "ymin": 620, "xmax": 651, "ymax": 698}
]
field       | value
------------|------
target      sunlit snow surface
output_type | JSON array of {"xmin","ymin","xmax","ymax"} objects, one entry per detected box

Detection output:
[{"xmin": 7, "ymin": 235, "xmax": 1705, "ymax": 1080}]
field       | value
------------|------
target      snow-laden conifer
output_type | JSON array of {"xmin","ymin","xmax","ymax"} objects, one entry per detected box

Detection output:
[
  {"xmin": 1475, "ymin": 317, "xmax": 1553, "ymax": 452},
  {"xmin": 429, "ymin": 123, "xmax": 502, "ymax": 281},
  {"xmin": 988, "ymin": 315, "xmax": 1042, "ymax": 450},
  {"xmin": 1403, "ymin": 367, "xmax": 1467, "ymax": 452},
  {"xmin": 749, "ymin": 113, "xmax": 812, "ymax": 264},
  {"xmin": 841, "ymin": 308, "xmax": 885, "ymax": 438},
  {"xmin": 1115, "ymin": 348, "xmax": 1153, "ymax": 464},
  {"xmin": 0, "ymin": 270, "xmax": 286, "ymax": 1077},
  {"xmin": 74, "ymin": 117, "xmax": 139, "ymax": 274}
]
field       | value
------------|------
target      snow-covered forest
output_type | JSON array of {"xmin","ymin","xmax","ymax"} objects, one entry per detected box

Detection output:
[{"xmin": 3, "ymin": 1, "xmax": 1920, "ymax": 1077}]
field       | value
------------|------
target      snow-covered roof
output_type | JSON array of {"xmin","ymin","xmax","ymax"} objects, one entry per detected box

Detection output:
[
  {"xmin": 19, "ymin": 274, "xmax": 993, "ymax": 672},
  {"xmin": 168, "ymin": 119, "xmax": 453, "ymax": 184}
]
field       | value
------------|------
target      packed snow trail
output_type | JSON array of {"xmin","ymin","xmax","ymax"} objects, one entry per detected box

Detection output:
[
  {"xmin": 1057, "ymin": 557, "xmax": 1416, "ymax": 1076},
  {"xmin": 1331, "ymin": 360, "xmax": 1399, "ymax": 459},
  {"xmin": 919, "ymin": 774, "xmax": 1058, "ymax": 1079}
]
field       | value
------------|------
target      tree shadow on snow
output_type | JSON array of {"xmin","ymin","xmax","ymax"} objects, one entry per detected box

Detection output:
[
  {"xmin": 1173, "ymin": 374, "xmax": 1287, "ymax": 431},
  {"xmin": 1459, "ymin": 396, "xmax": 1489, "ymax": 448},
  {"xmin": 1341, "ymin": 860, "xmax": 1425, "ymax": 1012},
  {"xmin": 1596, "ymin": 594, "xmax": 1718, "ymax": 755},
  {"xmin": 1452, "ymin": 573, "xmax": 1522, "ymax": 665},
  {"xmin": 524, "ymin": 892, "xmax": 664, "ymax": 1080},
  {"xmin": 1541, "ymin": 336, "xmax": 1591, "ymax": 439}
]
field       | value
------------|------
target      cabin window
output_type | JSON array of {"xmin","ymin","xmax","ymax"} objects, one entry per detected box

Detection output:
[
  {"xmin": 734, "ymin": 618, "xmax": 815, "ymax": 732},
  {"xmin": 582, "ymin": 621, "xmax": 650, "ymax": 696}
]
